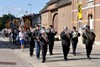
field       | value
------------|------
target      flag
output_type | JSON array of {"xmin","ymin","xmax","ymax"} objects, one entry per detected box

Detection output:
[{"xmin": 77, "ymin": 3, "xmax": 82, "ymax": 20}]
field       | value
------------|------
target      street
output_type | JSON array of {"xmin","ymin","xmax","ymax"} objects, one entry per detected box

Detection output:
[
  {"xmin": 0, "ymin": 0, "xmax": 100, "ymax": 67},
  {"xmin": 0, "ymin": 37, "xmax": 100, "ymax": 67}
]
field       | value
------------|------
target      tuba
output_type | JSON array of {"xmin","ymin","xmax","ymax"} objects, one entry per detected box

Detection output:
[
  {"xmin": 65, "ymin": 31, "xmax": 70, "ymax": 39},
  {"xmin": 41, "ymin": 30, "xmax": 49, "ymax": 42},
  {"xmin": 84, "ymin": 31, "xmax": 94, "ymax": 40}
]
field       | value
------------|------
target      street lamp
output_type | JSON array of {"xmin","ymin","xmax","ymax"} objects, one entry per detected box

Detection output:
[
  {"xmin": 25, "ymin": 10, "xmax": 28, "ymax": 15},
  {"xmin": 28, "ymin": 4, "xmax": 32, "ymax": 14}
]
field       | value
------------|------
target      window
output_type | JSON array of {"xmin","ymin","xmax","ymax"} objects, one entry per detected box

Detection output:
[
  {"xmin": 87, "ymin": 0, "xmax": 93, "ymax": 2},
  {"xmin": 45, "ymin": 14, "xmax": 47, "ymax": 19},
  {"xmin": 42, "ymin": 15, "xmax": 44, "ymax": 18},
  {"xmin": 77, "ymin": 0, "xmax": 82, "ymax": 3},
  {"xmin": 87, "ymin": 0, "xmax": 94, "ymax": 6}
]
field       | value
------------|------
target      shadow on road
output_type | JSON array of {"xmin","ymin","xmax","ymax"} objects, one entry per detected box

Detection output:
[
  {"xmin": 0, "ymin": 41, "xmax": 29, "ymax": 49},
  {"xmin": 0, "ymin": 61, "xmax": 17, "ymax": 65},
  {"xmin": 46, "ymin": 57, "xmax": 100, "ymax": 63}
]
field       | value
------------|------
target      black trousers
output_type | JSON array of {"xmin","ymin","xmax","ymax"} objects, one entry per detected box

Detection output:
[
  {"xmin": 41, "ymin": 44, "xmax": 47, "ymax": 62},
  {"xmin": 30, "ymin": 47, "xmax": 34, "ymax": 56},
  {"xmin": 86, "ymin": 44, "xmax": 93, "ymax": 56},
  {"xmin": 49, "ymin": 40, "xmax": 54, "ymax": 54},
  {"xmin": 72, "ymin": 42, "xmax": 77, "ymax": 54},
  {"xmin": 85, "ymin": 40, "xmax": 93, "ymax": 57},
  {"xmin": 29, "ymin": 41, "xmax": 35, "ymax": 56},
  {"xmin": 62, "ymin": 44, "xmax": 70, "ymax": 59}
]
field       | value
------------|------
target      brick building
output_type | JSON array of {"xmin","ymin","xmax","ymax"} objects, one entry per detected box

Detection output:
[
  {"xmin": 40, "ymin": 0, "xmax": 100, "ymax": 44},
  {"xmin": 40, "ymin": 0, "xmax": 72, "ymax": 34}
]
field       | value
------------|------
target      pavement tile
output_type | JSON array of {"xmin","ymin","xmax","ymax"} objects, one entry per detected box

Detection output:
[
  {"xmin": 0, "ymin": 37, "xmax": 100, "ymax": 67},
  {"xmin": 0, "ymin": 41, "xmax": 33, "ymax": 67}
]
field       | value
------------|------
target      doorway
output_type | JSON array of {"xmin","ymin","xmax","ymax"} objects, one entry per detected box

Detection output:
[{"xmin": 52, "ymin": 13, "xmax": 58, "ymax": 31}]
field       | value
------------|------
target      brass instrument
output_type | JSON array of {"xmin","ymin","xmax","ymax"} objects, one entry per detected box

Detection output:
[
  {"xmin": 42, "ymin": 32, "xmax": 48, "ymax": 42},
  {"xmin": 65, "ymin": 31, "xmax": 70, "ymax": 39}
]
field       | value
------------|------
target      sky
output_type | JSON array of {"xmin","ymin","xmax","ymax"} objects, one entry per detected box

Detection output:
[{"xmin": 0, "ymin": 0, "xmax": 49, "ymax": 17}]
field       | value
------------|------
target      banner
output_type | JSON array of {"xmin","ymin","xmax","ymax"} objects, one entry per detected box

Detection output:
[{"xmin": 77, "ymin": 3, "xmax": 82, "ymax": 20}]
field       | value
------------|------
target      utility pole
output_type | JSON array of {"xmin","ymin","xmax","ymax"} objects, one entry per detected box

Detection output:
[
  {"xmin": 25, "ymin": 10, "xmax": 28, "ymax": 15},
  {"xmin": 28, "ymin": 4, "xmax": 32, "ymax": 14}
]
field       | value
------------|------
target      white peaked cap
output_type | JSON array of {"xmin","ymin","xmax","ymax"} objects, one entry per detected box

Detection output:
[{"xmin": 41, "ymin": 29, "xmax": 45, "ymax": 33}]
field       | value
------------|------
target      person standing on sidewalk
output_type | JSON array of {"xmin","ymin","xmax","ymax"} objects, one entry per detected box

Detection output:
[
  {"xmin": 47, "ymin": 25, "xmax": 57, "ymax": 55},
  {"xmin": 39, "ymin": 27, "xmax": 49, "ymax": 63},
  {"xmin": 82, "ymin": 25, "xmax": 96, "ymax": 59},
  {"xmin": 27, "ymin": 27, "xmax": 35, "ymax": 57},
  {"xmin": 19, "ymin": 27, "xmax": 25, "ymax": 51},
  {"xmin": 71, "ymin": 26, "xmax": 80, "ymax": 56},
  {"xmin": 60, "ymin": 26, "xmax": 72, "ymax": 61},
  {"xmin": 34, "ymin": 25, "xmax": 41, "ymax": 59}
]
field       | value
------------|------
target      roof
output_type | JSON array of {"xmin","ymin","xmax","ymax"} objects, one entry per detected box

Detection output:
[
  {"xmin": 56, "ymin": 0, "xmax": 71, "ymax": 7},
  {"xmin": 47, "ymin": 0, "xmax": 58, "ymax": 5},
  {"xmin": 39, "ymin": 5, "xmax": 48, "ymax": 13},
  {"xmin": 40, "ymin": 0, "xmax": 58, "ymax": 13},
  {"xmin": 40, "ymin": 0, "xmax": 72, "ymax": 13},
  {"xmin": 22, "ymin": 14, "xmax": 40, "ymax": 21},
  {"xmin": 32, "ymin": 14, "xmax": 40, "ymax": 20}
]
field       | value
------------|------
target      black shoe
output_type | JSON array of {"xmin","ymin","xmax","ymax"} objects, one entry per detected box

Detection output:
[
  {"xmin": 73, "ymin": 53, "xmax": 76, "ymax": 56},
  {"xmin": 87, "ymin": 55, "xmax": 91, "ymax": 60},
  {"xmin": 45, "ymin": 59, "xmax": 47, "ymax": 61},
  {"xmin": 30, "ymin": 54, "xmax": 34, "ymax": 57},
  {"xmin": 30, "ymin": 55, "xmax": 33, "ymax": 57},
  {"xmin": 64, "ymin": 58, "xmax": 68, "ymax": 61},
  {"xmin": 50, "ymin": 53, "xmax": 53, "ymax": 55},
  {"xmin": 42, "ymin": 61, "xmax": 45, "ymax": 63},
  {"xmin": 73, "ymin": 51, "xmax": 76, "ymax": 55}
]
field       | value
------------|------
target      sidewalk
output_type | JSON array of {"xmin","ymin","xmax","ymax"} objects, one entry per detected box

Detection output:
[
  {"xmin": 1, "ymin": 37, "xmax": 100, "ymax": 67},
  {"xmin": 0, "ymin": 41, "xmax": 33, "ymax": 67}
]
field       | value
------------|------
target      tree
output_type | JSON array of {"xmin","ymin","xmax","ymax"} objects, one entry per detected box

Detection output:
[
  {"xmin": 0, "ymin": 18, "xmax": 3, "ymax": 30},
  {"xmin": 0, "ymin": 19, "xmax": 2, "ymax": 26},
  {"xmin": 1, "ymin": 14, "xmax": 16, "ymax": 29}
]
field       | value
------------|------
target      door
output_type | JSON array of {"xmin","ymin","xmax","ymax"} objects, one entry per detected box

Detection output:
[{"xmin": 53, "ymin": 13, "xmax": 58, "ymax": 31}]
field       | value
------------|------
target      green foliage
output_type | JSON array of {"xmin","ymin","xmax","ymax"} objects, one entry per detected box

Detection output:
[
  {"xmin": 0, "ymin": 20, "xmax": 2, "ymax": 26},
  {"xmin": 0, "ymin": 14, "xmax": 16, "ymax": 30},
  {"xmin": 0, "ymin": 18, "xmax": 3, "ymax": 30}
]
